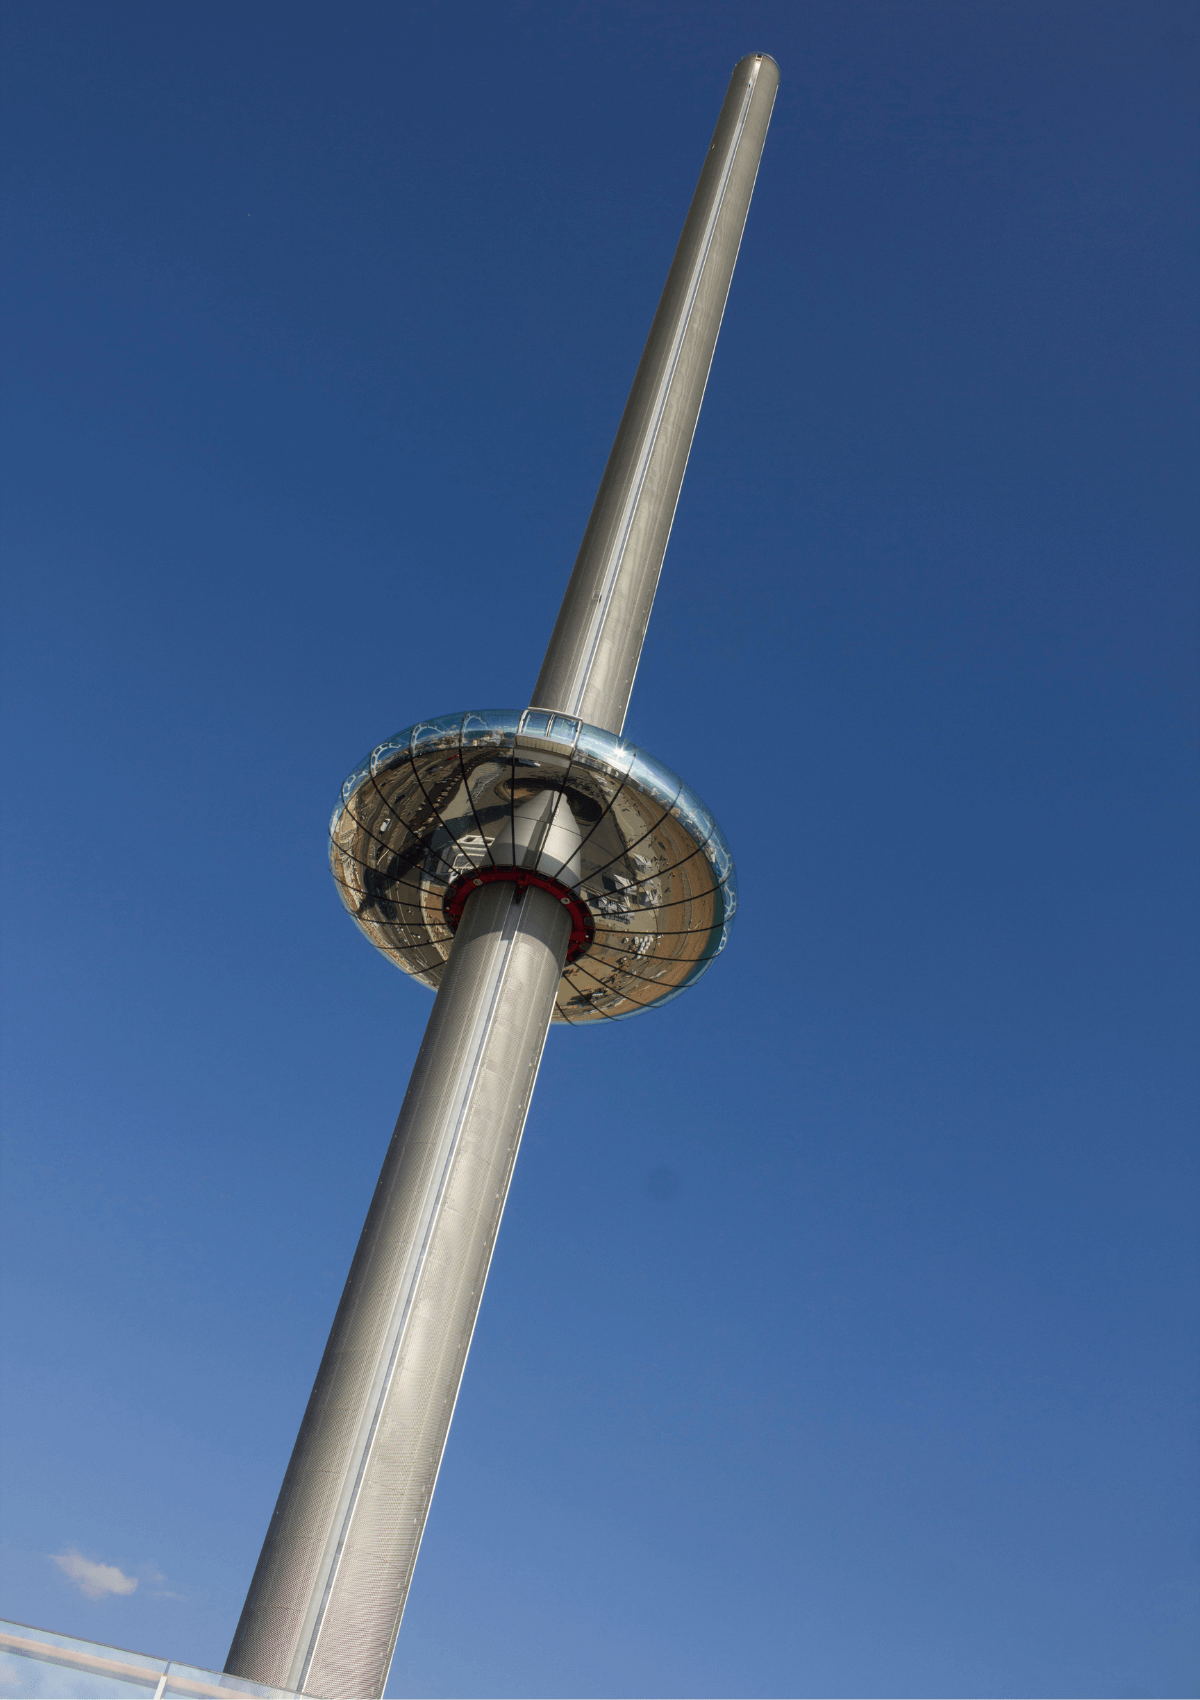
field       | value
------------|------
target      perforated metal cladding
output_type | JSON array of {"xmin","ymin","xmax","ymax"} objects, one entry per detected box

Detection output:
[
  {"xmin": 225, "ymin": 883, "xmax": 570, "ymax": 1698},
  {"xmin": 330, "ymin": 709, "xmax": 736, "ymax": 1024}
]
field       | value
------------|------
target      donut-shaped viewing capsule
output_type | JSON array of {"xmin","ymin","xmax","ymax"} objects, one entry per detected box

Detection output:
[{"xmin": 330, "ymin": 708, "xmax": 736, "ymax": 1024}]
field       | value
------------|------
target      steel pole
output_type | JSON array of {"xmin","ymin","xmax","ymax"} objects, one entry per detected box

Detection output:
[
  {"xmin": 227, "ymin": 52, "xmax": 776, "ymax": 1700},
  {"xmin": 533, "ymin": 53, "xmax": 778, "ymax": 734},
  {"xmin": 227, "ymin": 880, "xmax": 571, "ymax": 1698}
]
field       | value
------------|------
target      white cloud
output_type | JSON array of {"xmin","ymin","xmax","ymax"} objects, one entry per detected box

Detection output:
[{"xmin": 52, "ymin": 1550, "xmax": 138, "ymax": 1600}]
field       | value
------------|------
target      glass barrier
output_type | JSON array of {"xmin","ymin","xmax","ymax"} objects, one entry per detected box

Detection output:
[{"xmin": 0, "ymin": 1621, "xmax": 299, "ymax": 1700}]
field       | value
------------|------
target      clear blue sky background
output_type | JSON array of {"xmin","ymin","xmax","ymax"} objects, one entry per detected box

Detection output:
[{"xmin": 1, "ymin": 4, "xmax": 1196, "ymax": 1697}]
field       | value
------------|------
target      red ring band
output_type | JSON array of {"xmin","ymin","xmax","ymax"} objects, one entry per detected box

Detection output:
[{"xmin": 443, "ymin": 866, "xmax": 595, "ymax": 963}]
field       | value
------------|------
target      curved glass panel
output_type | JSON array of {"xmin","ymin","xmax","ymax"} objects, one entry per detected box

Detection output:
[
  {"xmin": 331, "ymin": 711, "xmax": 735, "ymax": 1023},
  {"xmin": 461, "ymin": 709, "xmax": 518, "ymax": 748},
  {"xmin": 371, "ymin": 732, "xmax": 412, "ymax": 776},
  {"xmin": 626, "ymin": 747, "xmax": 683, "ymax": 814},
  {"xmin": 518, "ymin": 708, "xmax": 552, "ymax": 739},
  {"xmin": 574, "ymin": 722, "xmax": 636, "ymax": 778},
  {"xmin": 341, "ymin": 754, "xmax": 373, "ymax": 806},
  {"xmin": 410, "ymin": 712, "xmax": 466, "ymax": 754},
  {"xmin": 548, "ymin": 713, "xmax": 581, "ymax": 746}
]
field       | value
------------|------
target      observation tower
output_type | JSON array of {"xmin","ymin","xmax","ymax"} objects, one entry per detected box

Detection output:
[{"xmin": 227, "ymin": 53, "xmax": 778, "ymax": 1700}]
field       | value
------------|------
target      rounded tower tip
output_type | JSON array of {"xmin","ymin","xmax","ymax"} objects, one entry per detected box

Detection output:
[{"xmin": 736, "ymin": 51, "xmax": 779, "ymax": 75}]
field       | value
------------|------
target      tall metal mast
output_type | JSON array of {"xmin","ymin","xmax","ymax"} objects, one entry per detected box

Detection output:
[{"xmin": 227, "ymin": 52, "xmax": 778, "ymax": 1700}]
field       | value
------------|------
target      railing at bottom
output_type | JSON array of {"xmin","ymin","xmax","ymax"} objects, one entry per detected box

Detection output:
[{"xmin": 0, "ymin": 1621, "xmax": 300, "ymax": 1700}]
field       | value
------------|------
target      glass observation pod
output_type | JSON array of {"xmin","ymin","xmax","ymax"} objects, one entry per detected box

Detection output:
[{"xmin": 330, "ymin": 710, "xmax": 737, "ymax": 1023}]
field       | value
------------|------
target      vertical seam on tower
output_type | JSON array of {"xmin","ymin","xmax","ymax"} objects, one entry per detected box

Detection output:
[
  {"xmin": 370, "ymin": 932, "xmax": 563, "ymax": 1686},
  {"xmin": 295, "ymin": 888, "xmax": 531, "ymax": 1695}
]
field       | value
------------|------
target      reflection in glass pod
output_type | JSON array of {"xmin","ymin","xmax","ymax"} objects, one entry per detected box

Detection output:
[
  {"xmin": 330, "ymin": 712, "xmax": 736, "ymax": 1023},
  {"xmin": 490, "ymin": 787, "xmax": 583, "ymax": 884}
]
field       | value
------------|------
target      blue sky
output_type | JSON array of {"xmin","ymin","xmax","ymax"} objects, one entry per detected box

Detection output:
[{"xmin": 1, "ymin": 3, "xmax": 1196, "ymax": 1696}]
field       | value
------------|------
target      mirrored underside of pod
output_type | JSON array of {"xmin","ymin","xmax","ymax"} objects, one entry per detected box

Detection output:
[{"xmin": 329, "ymin": 710, "xmax": 737, "ymax": 1023}]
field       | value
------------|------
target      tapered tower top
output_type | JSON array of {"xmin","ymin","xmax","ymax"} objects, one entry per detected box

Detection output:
[{"xmin": 532, "ymin": 51, "xmax": 779, "ymax": 734}]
